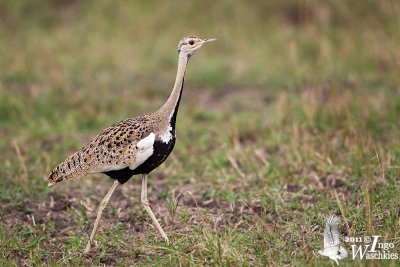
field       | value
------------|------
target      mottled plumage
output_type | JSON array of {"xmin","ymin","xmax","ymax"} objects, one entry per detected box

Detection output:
[
  {"xmin": 47, "ymin": 36, "xmax": 216, "ymax": 253},
  {"xmin": 48, "ymin": 114, "xmax": 164, "ymax": 184}
]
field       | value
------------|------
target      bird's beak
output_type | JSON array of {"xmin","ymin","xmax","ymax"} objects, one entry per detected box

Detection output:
[{"xmin": 203, "ymin": 38, "xmax": 217, "ymax": 43}]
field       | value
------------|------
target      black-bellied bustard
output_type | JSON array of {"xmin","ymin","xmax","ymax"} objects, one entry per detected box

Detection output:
[{"xmin": 48, "ymin": 36, "xmax": 216, "ymax": 253}]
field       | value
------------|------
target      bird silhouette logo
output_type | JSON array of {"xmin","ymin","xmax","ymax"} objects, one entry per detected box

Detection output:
[{"xmin": 318, "ymin": 215, "xmax": 348, "ymax": 265}]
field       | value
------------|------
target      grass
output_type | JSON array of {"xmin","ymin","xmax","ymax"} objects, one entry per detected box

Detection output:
[{"xmin": 0, "ymin": 0, "xmax": 399, "ymax": 266}]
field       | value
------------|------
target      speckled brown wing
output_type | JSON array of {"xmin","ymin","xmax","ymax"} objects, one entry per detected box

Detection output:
[{"xmin": 48, "ymin": 115, "xmax": 155, "ymax": 185}]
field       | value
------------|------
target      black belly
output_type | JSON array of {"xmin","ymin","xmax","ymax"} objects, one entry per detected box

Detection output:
[{"xmin": 103, "ymin": 138, "xmax": 176, "ymax": 184}]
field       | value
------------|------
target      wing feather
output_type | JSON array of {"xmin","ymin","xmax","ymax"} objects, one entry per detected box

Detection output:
[
  {"xmin": 323, "ymin": 215, "xmax": 340, "ymax": 248},
  {"xmin": 48, "ymin": 116, "xmax": 155, "ymax": 184}
]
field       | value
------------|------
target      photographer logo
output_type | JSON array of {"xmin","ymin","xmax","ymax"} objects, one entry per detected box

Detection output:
[{"xmin": 344, "ymin": 235, "xmax": 398, "ymax": 260}]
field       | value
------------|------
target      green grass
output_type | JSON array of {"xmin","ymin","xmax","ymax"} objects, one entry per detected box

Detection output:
[{"xmin": 1, "ymin": 0, "xmax": 399, "ymax": 266}]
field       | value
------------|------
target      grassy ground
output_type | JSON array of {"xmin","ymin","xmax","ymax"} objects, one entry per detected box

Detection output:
[{"xmin": 0, "ymin": 1, "xmax": 399, "ymax": 266}]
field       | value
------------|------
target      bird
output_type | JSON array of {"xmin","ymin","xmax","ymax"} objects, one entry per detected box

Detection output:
[
  {"xmin": 318, "ymin": 215, "xmax": 348, "ymax": 265},
  {"xmin": 47, "ymin": 35, "xmax": 216, "ymax": 253}
]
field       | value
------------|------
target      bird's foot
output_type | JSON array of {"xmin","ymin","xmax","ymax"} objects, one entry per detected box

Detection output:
[
  {"xmin": 83, "ymin": 241, "xmax": 92, "ymax": 254},
  {"xmin": 163, "ymin": 235, "xmax": 170, "ymax": 245}
]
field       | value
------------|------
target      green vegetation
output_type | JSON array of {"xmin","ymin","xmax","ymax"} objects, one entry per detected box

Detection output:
[{"xmin": 0, "ymin": 0, "xmax": 399, "ymax": 265}]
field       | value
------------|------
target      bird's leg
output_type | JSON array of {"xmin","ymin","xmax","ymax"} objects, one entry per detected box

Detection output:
[
  {"xmin": 83, "ymin": 180, "xmax": 120, "ymax": 254},
  {"xmin": 141, "ymin": 173, "xmax": 169, "ymax": 243}
]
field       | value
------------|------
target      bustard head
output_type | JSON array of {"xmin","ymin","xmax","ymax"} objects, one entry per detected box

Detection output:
[{"xmin": 178, "ymin": 35, "xmax": 216, "ymax": 58}]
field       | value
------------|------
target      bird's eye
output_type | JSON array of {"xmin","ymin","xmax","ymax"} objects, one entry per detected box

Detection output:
[{"xmin": 188, "ymin": 40, "xmax": 194, "ymax": 45}]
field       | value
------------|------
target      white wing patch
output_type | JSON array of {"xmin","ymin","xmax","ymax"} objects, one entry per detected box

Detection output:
[
  {"xmin": 129, "ymin": 132, "xmax": 155, "ymax": 170},
  {"xmin": 99, "ymin": 165, "xmax": 127, "ymax": 172},
  {"xmin": 159, "ymin": 125, "xmax": 173, "ymax": 144},
  {"xmin": 87, "ymin": 133, "xmax": 156, "ymax": 174}
]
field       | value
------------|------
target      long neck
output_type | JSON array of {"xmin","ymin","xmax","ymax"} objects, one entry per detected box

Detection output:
[{"xmin": 158, "ymin": 53, "xmax": 188, "ymax": 126}]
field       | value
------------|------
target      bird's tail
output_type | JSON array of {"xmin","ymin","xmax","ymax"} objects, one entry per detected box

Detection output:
[
  {"xmin": 48, "ymin": 168, "xmax": 62, "ymax": 186},
  {"xmin": 48, "ymin": 150, "xmax": 89, "ymax": 186}
]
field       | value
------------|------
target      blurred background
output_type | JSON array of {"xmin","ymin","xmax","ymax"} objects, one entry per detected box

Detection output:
[
  {"xmin": 0, "ymin": 0, "xmax": 399, "ymax": 265},
  {"xmin": 1, "ymin": 1, "xmax": 399, "ymax": 89}
]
